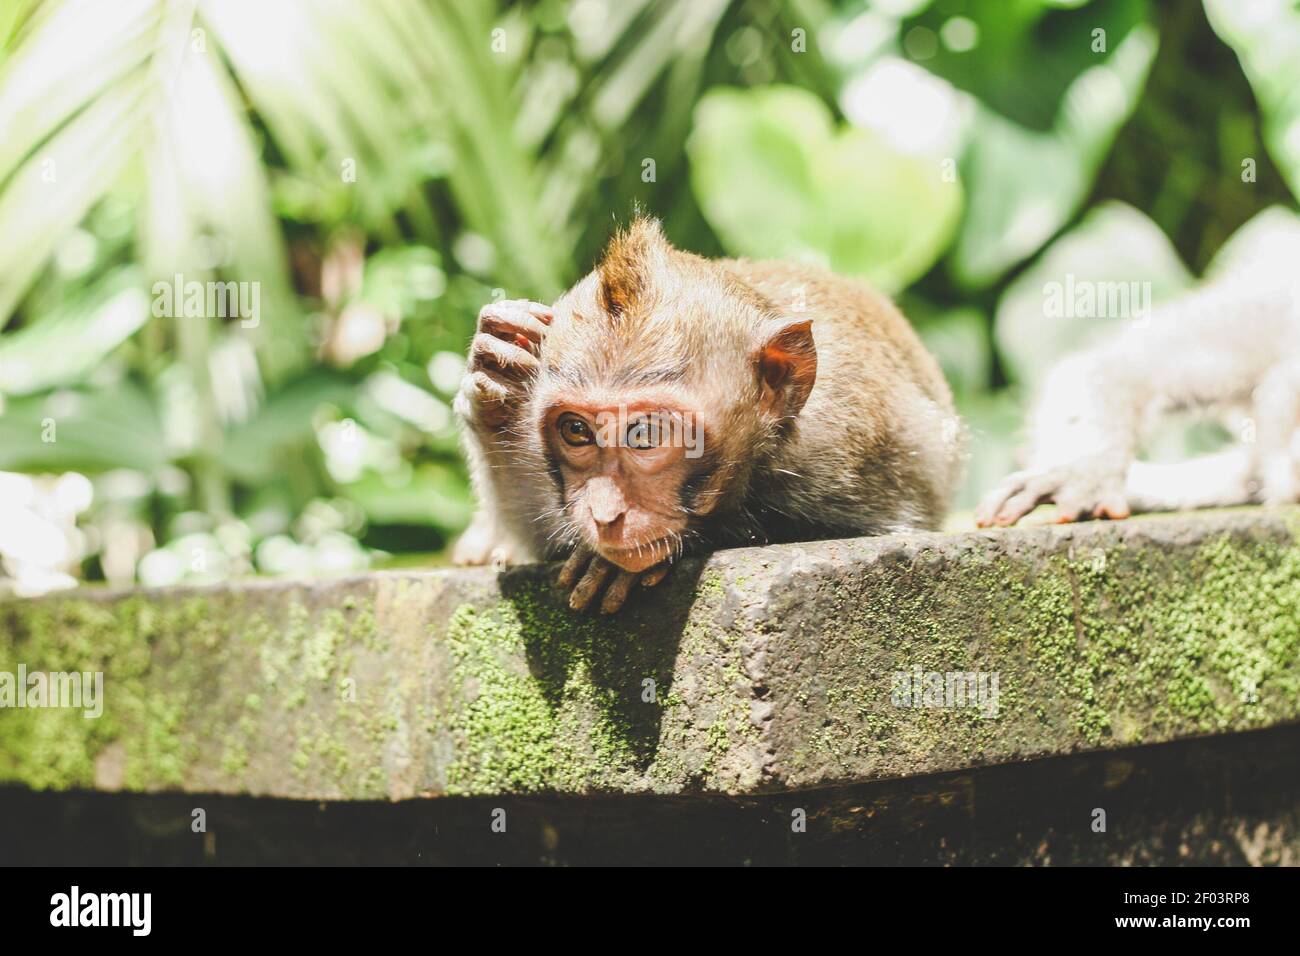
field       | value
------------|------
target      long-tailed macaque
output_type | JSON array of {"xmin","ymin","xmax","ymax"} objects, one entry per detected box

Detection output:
[
  {"xmin": 977, "ymin": 266, "xmax": 1300, "ymax": 527},
  {"xmin": 454, "ymin": 217, "xmax": 963, "ymax": 611}
]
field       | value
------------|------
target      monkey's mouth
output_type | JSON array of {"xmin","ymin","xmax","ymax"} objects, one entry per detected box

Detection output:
[{"xmin": 597, "ymin": 537, "xmax": 673, "ymax": 572}]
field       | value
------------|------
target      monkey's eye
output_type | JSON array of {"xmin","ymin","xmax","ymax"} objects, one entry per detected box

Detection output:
[
  {"xmin": 625, "ymin": 416, "xmax": 660, "ymax": 450},
  {"xmin": 557, "ymin": 413, "xmax": 595, "ymax": 447}
]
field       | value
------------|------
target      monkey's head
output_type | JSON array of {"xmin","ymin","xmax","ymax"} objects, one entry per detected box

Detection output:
[{"xmin": 529, "ymin": 218, "xmax": 817, "ymax": 572}]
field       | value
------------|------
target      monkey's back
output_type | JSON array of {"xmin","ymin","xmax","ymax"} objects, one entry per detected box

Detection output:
[
  {"xmin": 721, "ymin": 258, "xmax": 952, "ymax": 408},
  {"xmin": 720, "ymin": 258, "xmax": 962, "ymax": 533}
]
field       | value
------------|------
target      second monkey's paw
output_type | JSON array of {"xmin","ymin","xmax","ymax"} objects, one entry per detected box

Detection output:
[
  {"xmin": 556, "ymin": 546, "xmax": 671, "ymax": 614},
  {"xmin": 975, "ymin": 464, "xmax": 1130, "ymax": 528}
]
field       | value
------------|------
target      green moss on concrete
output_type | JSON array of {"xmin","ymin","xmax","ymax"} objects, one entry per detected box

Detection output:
[
  {"xmin": 0, "ymin": 586, "xmax": 391, "ymax": 798},
  {"xmin": 434, "ymin": 572, "xmax": 758, "ymax": 795},
  {"xmin": 4, "ymin": 510, "xmax": 1299, "ymax": 799},
  {"xmin": 789, "ymin": 521, "xmax": 1300, "ymax": 784}
]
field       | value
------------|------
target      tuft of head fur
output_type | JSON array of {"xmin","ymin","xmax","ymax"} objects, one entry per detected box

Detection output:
[{"xmin": 596, "ymin": 217, "xmax": 670, "ymax": 318}]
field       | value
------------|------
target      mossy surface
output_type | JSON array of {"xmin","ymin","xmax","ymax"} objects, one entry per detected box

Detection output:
[
  {"xmin": 427, "ymin": 571, "xmax": 758, "ymax": 795},
  {"xmin": 0, "ymin": 582, "xmax": 394, "ymax": 797},
  {"xmin": 769, "ymin": 515, "xmax": 1300, "ymax": 787},
  {"xmin": 2, "ymin": 509, "xmax": 1299, "ymax": 798}
]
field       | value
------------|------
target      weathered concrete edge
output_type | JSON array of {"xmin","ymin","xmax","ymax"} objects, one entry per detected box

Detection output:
[{"xmin": 1, "ymin": 506, "xmax": 1298, "ymax": 800}]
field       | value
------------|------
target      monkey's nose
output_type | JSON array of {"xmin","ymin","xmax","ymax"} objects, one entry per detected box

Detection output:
[
  {"xmin": 593, "ymin": 512, "xmax": 626, "ymax": 539},
  {"xmin": 586, "ymin": 482, "xmax": 628, "ymax": 528}
]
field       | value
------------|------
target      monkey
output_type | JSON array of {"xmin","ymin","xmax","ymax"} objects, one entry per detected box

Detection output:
[
  {"xmin": 453, "ymin": 217, "xmax": 964, "ymax": 612},
  {"xmin": 976, "ymin": 261, "xmax": 1300, "ymax": 529}
]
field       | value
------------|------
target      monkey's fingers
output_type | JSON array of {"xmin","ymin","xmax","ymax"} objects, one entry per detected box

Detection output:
[
  {"xmin": 479, "ymin": 309, "xmax": 551, "ymax": 355},
  {"xmin": 1056, "ymin": 492, "xmax": 1130, "ymax": 524},
  {"xmin": 556, "ymin": 548, "xmax": 592, "ymax": 590},
  {"xmin": 640, "ymin": 563, "xmax": 671, "ymax": 587},
  {"xmin": 568, "ymin": 558, "xmax": 613, "ymax": 611},
  {"xmin": 976, "ymin": 471, "xmax": 1056, "ymax": 528},
  {"xmin": 973, "ymin": 501, "xmax": 1000, "ymax": 529},
  {"xmin": 975, "ymin": 478, "xmax": 1030, "ymax": 528},
  {"xmin": 470, "ymin": 332, "xmax": 539, "ymax": 380},
  {"xmin": 998, "ymin": 484, "xmax": 1053, "ymax": 526},
  {"xmin": 465, "ymin": 370, "xmax": 511, "ymax": 405},
  {"xmin": 599, "ymin": 571, "xmax": 639, "ymax": 614},
  {"xmin": 1093, "ymin": 500, "xmax": 1132, "ymax": 520},
  {"xmin": 524, "ymin": 301, "xmax": 553, "ymax": 323},
  {"xmin": 456, "ymin": 370, "xmax": 518, "ymax": 430}
]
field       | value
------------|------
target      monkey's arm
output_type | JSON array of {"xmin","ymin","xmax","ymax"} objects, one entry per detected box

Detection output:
[
  {"xmin": 452, "ymin": 299, "xmax": 554, "ymax": 566},
  {"xmin": 978, "ymin": 278, "xmax": 1297, "ymax": 527}
]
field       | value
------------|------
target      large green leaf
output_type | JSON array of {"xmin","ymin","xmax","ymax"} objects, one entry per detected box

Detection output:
[
  {"xmin": 913, "ymin": 305, "xmax": 991, "ymax": 399},
  {"xmin": 0, "ymin": 269, "xmax": 148, "ymax": 395},
  {"xmin": 1205, "ymin": 204, "xmax": 1300, "ymax": 279},
  {"xmin": 0, "ymin": 379, "xmax": 167, "ymax": 472},
  {"xmin": 342, "ymin": 462, "xmax": 473, "ymax": 531},
  {"xmin": 688, "ymin": 85, "xmax": 962, "ymax": 293},
  {"xmin": 950, "ymin": 22, "xmax": 1158, "ymax": 288},
  {"xmin": 221, "ymin": 371, "xmax": 355, "ymax": 484},
  {"xmin": 1204, "ymin": 0, "xmax": 1300, "ymax": 203},
  {"xmin": 0, "ymin": 0, "xmax": 38, "ymax": 60},
  {"xmin": 904, "ymin": 0, "xmax": 1151, "ymax": 131}
]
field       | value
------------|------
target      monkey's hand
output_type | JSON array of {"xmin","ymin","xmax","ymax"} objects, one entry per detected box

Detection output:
[
  {"xmin": 556, "ymin": 545, "xmax": 671, "ymax": 614},
  {"xmin": 975, "ymin": 460, "xmax": 1130, "ymax": 528},
  {"xmin": 454, "ymin": 299, "xmax": 552, "ymax": 432},
  {"xmin": 452, "ymin": 509, "xmax": 524, "ymax": 568}
]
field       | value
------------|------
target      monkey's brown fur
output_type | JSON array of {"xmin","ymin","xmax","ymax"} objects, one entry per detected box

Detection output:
[{"xmin": 455, "ymin": 218, "xmax": 963, "ymax": 603}]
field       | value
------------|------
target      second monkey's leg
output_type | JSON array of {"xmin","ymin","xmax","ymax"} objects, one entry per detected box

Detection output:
[
  {"xmin": 1123, "ymin": 447, "xmax": 1260, "ymax": 514},
  {"xmin": 1251, "ymin": 357, "xmax": 1300, "ymax": 505}
]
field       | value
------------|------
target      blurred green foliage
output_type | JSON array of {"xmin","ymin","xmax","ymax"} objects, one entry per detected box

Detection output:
[{"xmin": 0, "ymin": 0, "xmax": 1297, "ymax": 588}]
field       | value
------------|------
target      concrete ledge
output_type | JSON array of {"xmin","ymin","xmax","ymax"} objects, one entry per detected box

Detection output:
[{"xmin": 2, "ymin": 507, "xmax": 1299, "ymax": 800}]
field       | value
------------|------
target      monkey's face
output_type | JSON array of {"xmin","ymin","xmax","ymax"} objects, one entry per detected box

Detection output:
[{"xmin": 541, "ymin": 397, "xmax": 704, "ymax": 572}]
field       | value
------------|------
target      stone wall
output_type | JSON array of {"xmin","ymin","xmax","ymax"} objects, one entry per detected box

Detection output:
[{"xmin": 2, "ymin": 507, "xmax": 1299, "ymax": 863}]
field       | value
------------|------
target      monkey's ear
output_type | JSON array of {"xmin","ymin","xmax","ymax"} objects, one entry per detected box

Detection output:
[{"xmin": 756, "ymin": 318, "xmax": 817, "ymax": 418}]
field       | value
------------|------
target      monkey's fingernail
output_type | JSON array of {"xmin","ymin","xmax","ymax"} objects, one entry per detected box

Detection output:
[{"xmin": 641, "ymin": 566, "xmax": 669, "ymax": 587}]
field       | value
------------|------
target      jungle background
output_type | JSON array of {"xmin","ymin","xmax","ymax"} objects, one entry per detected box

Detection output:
[{"xmin": 0, "ymin": 0, "xmax": 1297, "ymax": 594}]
